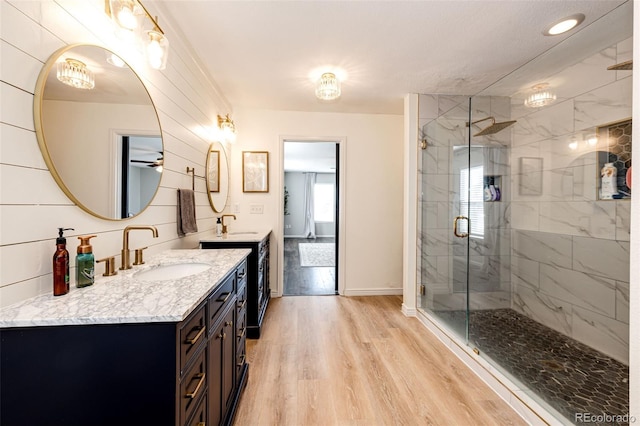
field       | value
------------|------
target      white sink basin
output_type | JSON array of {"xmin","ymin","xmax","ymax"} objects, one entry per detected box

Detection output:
[
  {"xmin": 133, "ymin": 263, "xmax": 211, "ymax": 281},
  {"xmin": 227, "ymin": 231, "xmax": 258, "ymax": 235}
]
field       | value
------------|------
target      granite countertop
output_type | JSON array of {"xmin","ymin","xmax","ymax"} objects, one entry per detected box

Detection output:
[
  {"xmin": 0, "ymin": 249, "xmax": 251, "ymax": 328},
  {"xmin": 200, "ymin": 229, "xmax": 271, "ymax": 243}
]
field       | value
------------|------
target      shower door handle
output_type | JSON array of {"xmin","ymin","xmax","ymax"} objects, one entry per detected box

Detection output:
[{"xmin": 453, "ymin": 216, "xmax": 469, "ymax": 238}]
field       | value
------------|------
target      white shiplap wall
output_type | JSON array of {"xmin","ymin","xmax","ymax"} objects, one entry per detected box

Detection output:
[{"xmin": 0, "ymin": 0, "xmax": 229, "ymax": 307}]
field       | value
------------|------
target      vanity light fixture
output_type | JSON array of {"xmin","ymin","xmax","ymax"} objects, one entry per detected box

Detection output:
[
  {"xmin": 524, "ymin": 83, "xmax": 556, "ymax": 108},
  {"xmin": 56, "ymin": 58, "xmax": 95, "ymax": 90},
  {"xmin": 315, "ymin": 72, "xmax": 341, "ymax": 101},
  {"xmin": 217, "ymin": 114, "xmax": 237, "ymax": 143},
  {"xmin": 106, "ymin": 0, "xmax": 170, "ymax": 70},
  {"xmin": 543, "ymin": 13, "xmax": 585, "ymax": 36}
]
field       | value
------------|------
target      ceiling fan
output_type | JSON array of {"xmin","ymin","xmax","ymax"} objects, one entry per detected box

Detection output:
[{"xmin": 130, "ymin": 157, "xmax": 164, "ymax": 168}]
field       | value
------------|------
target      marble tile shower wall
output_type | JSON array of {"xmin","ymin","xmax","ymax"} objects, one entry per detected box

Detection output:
[{"xmin": 510, "ymin": 37, "xmax": 632, "ymax": 364}]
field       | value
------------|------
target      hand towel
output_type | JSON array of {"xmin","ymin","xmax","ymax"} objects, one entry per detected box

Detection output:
[{"xmin": 177, "ymin": 189, "xmax": 198, "ymax": 236}]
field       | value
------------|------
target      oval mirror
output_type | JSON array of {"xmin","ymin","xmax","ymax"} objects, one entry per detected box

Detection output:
[
  {"xmin": 206, "ymin": 142, "xmax": 229, "ymax": 212},
  {"xmin": 34, "ymin": 44, "xmax": 163, "ymax": 220}
]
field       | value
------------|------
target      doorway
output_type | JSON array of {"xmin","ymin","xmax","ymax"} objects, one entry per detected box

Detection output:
[
  {"xmin": 283, "ymin": 141, "xmax": 339, "ymax": 296},
  {"xmin": 112, "ymin": 133, "xmax": 162, "ymax": 218}
]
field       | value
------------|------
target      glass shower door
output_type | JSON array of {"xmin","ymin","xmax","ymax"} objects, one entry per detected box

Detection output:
[{"xmin": 418, "ymin": 97, "xmax": 472, "ymax": 341}]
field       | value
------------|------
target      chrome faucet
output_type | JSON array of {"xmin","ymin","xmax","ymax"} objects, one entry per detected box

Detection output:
[
  {"xmin": 120, "ymin": 225, "xmax": 158, "ymax": 270},
  {"xmin": 221, "ymin": 214, "xmax": 236, "ymax": 234}
]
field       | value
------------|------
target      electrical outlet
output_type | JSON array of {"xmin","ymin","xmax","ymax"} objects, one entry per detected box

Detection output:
[
  {"xmin": 249, "ymin": 204, "xmax": 264, "ymax": 214},
  {"xmin": 234, "ymin": 203, "xmax": 240, "ymax": 213}
]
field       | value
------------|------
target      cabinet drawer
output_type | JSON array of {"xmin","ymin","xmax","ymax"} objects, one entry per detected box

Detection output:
[
  {"xmin": 236, "ymin": 260, "xmax": 247, "ymax": 282},
  {"xmin": 236, "ymin": 338, "xmax": 246, "ymax": 385},
  {"xmin": 236, "ymin": 307, "xmax": 246, "ymax": 342},
  {"xmin": 180, "ymin": 303, "xmax": 207, "ymax": 373},
  {"xmin": 208, "ymin": 272, "xmax": 235, "ymax": 329},
  {"xmin": 185, "ymin": 390, "xmax": 207, "ymax": 426},
  {"xmin": 236, "ymin": 282, "xmax": 247, "ymax": 312},
  {"xmin": 180, "ymin": 348, "xmax": 207, "ymax": 425}
]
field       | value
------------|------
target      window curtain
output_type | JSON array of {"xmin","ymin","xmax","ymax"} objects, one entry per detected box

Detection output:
[{"xmin": 303, "ymin": 172, "xmax": 317, "ymax": 239}]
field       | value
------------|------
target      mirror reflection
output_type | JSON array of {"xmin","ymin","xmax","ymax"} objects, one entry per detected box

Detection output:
[
  {"xmin": 206, "ymin": 142, "xmax": 229, "ymax": 212},
  {"xmin": 35, "ymin": 44, "xmax": 163, "ymax": 220}
]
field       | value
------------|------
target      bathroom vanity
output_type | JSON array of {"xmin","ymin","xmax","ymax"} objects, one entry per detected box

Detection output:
[
  {"xmin": 200, "ymin": 230, "xmax": 271, "ymax": 338},
  {"xmin": 0, "ymin": 249, "xmax": 250, "ymax": 426}
]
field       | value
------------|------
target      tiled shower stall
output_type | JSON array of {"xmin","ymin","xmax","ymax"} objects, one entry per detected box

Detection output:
[{"xmin": 417, "ymin": 9, "xmax": 631, "ymax": 423}]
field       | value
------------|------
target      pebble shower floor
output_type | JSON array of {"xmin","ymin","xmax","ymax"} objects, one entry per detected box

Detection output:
[{"xmin": 437, "ymin": 309, "xmax": 629, "ymax": 425}]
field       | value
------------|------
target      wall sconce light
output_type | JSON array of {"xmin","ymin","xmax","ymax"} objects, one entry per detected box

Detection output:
[
  {"xmin": 217, "ymin": 114, "xmax": 237, "ymax": 143},
  {"xmin": 524, "ymin": 83, "xmax": 556, "ymax": 108},
  {"xmin": 57, "ymin": 58, "xmax": 95, "ymax": 90},
  {"xmin": 315, "ymin": 72, "xmax": 341, "ymax": 101},
  {"xmin": 105, "ymin": 0, "xmax": 170, "ymax": 70}
]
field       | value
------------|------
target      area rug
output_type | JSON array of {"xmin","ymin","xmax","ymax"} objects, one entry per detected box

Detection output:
[{"xmin": 299, "ymin": 243, "xmax": 335, "ymax": 267}]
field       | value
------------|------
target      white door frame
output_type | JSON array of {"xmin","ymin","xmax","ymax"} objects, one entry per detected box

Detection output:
[{"xmin": 277, "ymin": 136, "xmax": 347, "ymax": 296}]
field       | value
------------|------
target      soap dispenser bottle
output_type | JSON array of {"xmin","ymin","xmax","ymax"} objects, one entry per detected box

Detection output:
[
  {"xmin": 216, "ymin": 217, "xmax": 223, "ymax": 237},
  {"xmin": 76, "ymin": 235, "xmax": 97, "ymax": 288},
  {"xmin": 53, "ymin": 227, "xmax": 74, "ymax": 296}
]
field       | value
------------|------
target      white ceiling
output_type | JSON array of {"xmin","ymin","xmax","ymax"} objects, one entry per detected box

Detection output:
[
  {"xmin": 284, "ymin": 141, "xmax": 337, "ymax": 173},
  {"xmin": 156, "ymin": 0, "xmax": 628, "ymax": 115}
]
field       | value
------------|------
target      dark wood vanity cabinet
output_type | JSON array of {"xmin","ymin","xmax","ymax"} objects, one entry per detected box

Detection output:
[
  {"xmin": 0, "ymin": 260, "xmax": 248, "ymax": 426},
  {"xmin": 201, "ymin": 233, "xmax": 270, "ymax": 338}
]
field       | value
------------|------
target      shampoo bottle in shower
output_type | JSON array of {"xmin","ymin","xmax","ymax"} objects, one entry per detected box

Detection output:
[
  {"xmin": 76, "ymin": 235, "xmax": 97, "ymax": 288},
  {"xmin": 600, "ymin": 162, "xmax": 618, "ymax": 199},
  {"xmin": 53, "ymin": 227, "xmax": 74, "ymax": 296}
]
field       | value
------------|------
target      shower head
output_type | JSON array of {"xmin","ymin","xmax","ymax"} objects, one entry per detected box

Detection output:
[
  {"xmin": 466, "ymin": 116, "xmax": 517, "ymax": 137},
  {"xmin": 607, "ymin": 60, "xmax": 633, "ymax": 71}
]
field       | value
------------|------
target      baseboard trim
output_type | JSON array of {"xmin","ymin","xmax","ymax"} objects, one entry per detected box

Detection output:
[
  {"xmin": 284, "ymin": 235, "xmax": 336, "ymax": 239},
  {"xmin": 401, "ymin": 304, "xmax": 417, "ymax": 317},
  {"xmin": 343, "ymin": 288, "xmax": 403, "ymax": 296}
]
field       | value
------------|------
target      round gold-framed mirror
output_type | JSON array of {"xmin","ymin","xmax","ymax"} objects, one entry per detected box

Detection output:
[
  {"xmin": 34, "ymin": 44, "xmax": 163, "ymax": 220},
  {"xmin": 206, "ymin": 141, "xmax": 229, "ymax": 212}
]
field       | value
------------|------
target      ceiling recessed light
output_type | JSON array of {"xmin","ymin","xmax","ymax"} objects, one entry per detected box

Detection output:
[{"xmin": 543, "ymin": 13, "xmax": 585, "ymax": 36}]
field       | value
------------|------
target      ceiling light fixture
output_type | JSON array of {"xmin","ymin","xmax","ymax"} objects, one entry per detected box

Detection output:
[
  {"xmin": 106, "ymin": 0, "xmax": 170, "ymax": 70},
  {"xmin": 315, "ymin": 72, "xmax": 341, "ymax": 101},
  {"xmin": 524, "ymin": 83, "xmax": 556, "ymax": 108},
  {"xmin": 217, "ymin": 114, "xmax": 237, "ymax": 143},
  {"xmin": 543, "ymin": 13, "xmax": 585, "ymax": 36},
  {"xmin": 57, "ymin": 58, "xmax": 95, "ymax": 90}
]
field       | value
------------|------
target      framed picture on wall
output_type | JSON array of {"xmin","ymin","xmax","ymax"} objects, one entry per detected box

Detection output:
[
  {"xmin": 243, "ymin": 151, "xmax": 269, "ymax": 192},
  {"xmin": 519, "ymin": 157, "xmax": 543, "ymax": 195}
]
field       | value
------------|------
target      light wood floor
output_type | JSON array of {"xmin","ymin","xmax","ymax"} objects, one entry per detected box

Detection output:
[{"xmin": 233, "ymin": 295, "xmax": 527, "ymax": 426}]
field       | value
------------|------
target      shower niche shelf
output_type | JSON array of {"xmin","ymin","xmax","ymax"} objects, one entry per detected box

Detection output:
[
  {"xmin": 483, "ymin": 176, "xmax": 501, "ymax": 202},
  {"xmin": 596, "ymin": 118, "xmax": 632, "ymax": 201}
]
